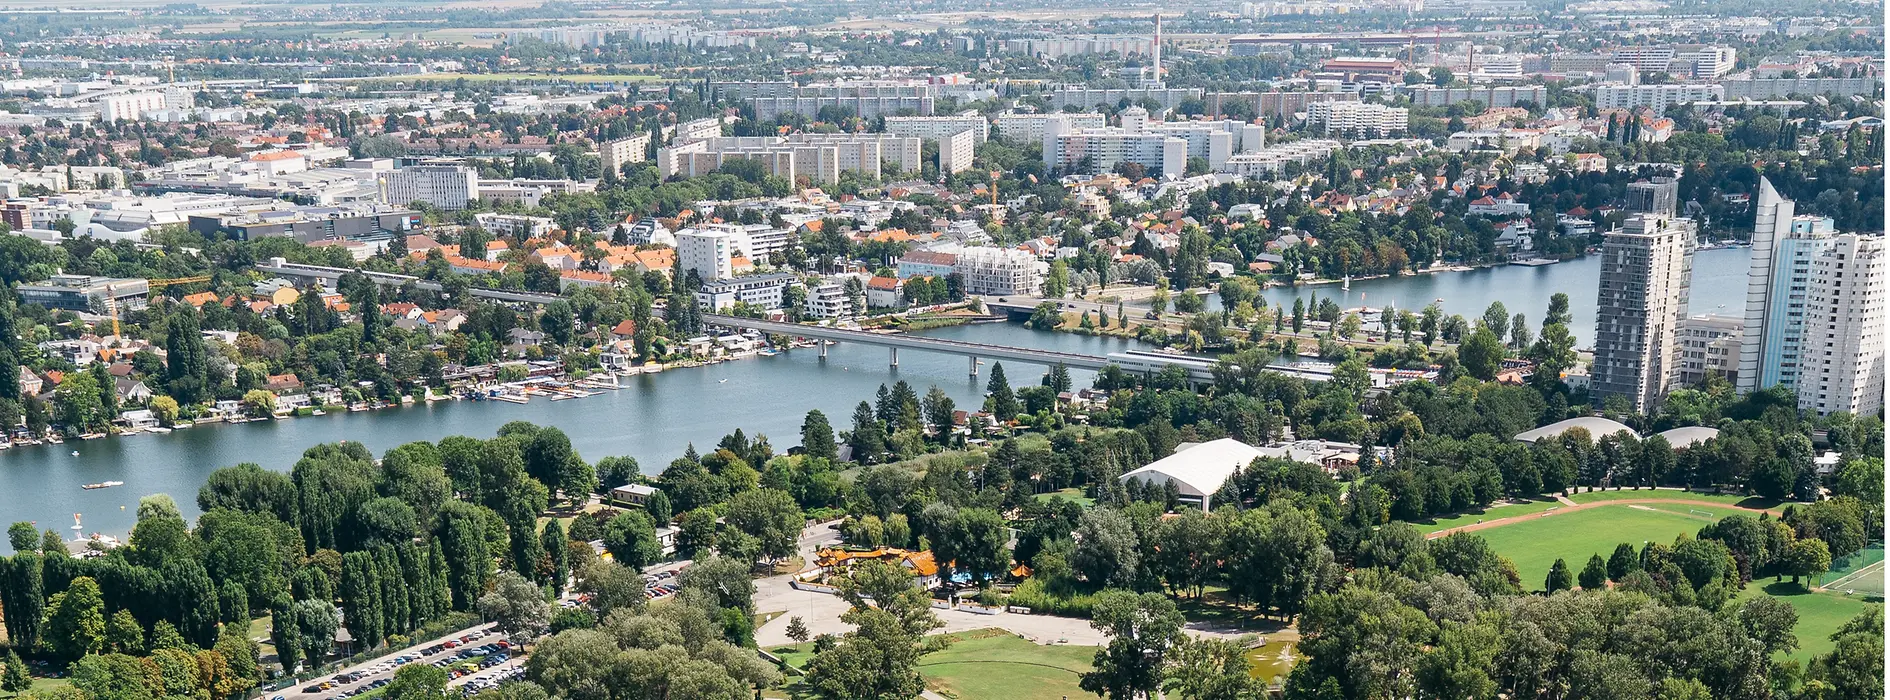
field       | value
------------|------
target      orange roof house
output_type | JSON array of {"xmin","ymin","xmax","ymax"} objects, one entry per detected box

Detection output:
[{"xmin": 181, "ymin": 292, "xmax": 219, "ymax": 308}]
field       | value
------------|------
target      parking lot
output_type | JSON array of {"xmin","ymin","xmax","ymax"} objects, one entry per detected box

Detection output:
[{"xmin": 276, "ymin": 625, "xmax": 519, "ymax": 700}]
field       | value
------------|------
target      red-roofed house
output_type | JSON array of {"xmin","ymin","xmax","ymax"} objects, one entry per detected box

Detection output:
[{"xmin": 865, "ymin": 276, "xmax": 903, "ymax": 308}]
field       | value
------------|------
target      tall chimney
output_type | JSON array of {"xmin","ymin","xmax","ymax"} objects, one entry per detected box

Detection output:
[{"xmin": 1152, "ymin": 13, "xmax": 1162, "ymax": 87}]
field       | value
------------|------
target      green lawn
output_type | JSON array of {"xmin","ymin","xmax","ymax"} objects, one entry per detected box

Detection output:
[
  {"xmin": 1033, "ymin": 488, "xmax": 1095, "ymax": 508},
  {"xmin": 1733, "ymin": 582, "xmax": 1875, "ymax": 659},
  {"xmin": 1476, "ymin": 504, "xmax": 1720, "ymax": 588},
  {"xmin": 1408, "ymin": 498, "xmax": 1565, "ymax": 534},
  {"xmin": 1565, "ymin": 489, "xmax": 1787, "ymax": 511},
  {"xmin": 915, "ymin": 629, "xmax": 1096, "ymax": 700}
]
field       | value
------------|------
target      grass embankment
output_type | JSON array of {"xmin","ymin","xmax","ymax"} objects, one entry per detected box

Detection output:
[
  {"xmin": 1409, "ymin": 498, "xmax": 1564, "ymax": 535},
  {"xmin": 1565, "ymin": 488, "xmax": 1789, "ymax": 512}
]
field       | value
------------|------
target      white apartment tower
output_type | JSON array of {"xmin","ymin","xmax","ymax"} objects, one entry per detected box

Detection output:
[
  {"xmin": 1591, "ymin": 214, "xmax": 1695, "ymax": 412},
  {"xmin": 1795, "ymin": 234, "xmax": 1885, "ymax": 416},
  {"xmin": 677, "ymin": 228, "xmax": 735, "ymax": 282}
]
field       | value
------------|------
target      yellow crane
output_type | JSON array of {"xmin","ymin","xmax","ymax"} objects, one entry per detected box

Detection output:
[{"xmin": 103, "ymin": 275, "xmax": 213, "ymax": 338}]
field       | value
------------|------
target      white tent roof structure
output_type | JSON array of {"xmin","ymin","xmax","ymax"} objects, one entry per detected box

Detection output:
[
  {"xmin": 1654, "ymin": 426, "xmax": 1721, "ymax": 449},
  {"xmin": 1513, "ymin": 416, "xmax": 1637, "ymax": 443},
  {"xmin": 1119, "ymin": 438, "xmax": 1264, "ymax": 506}
]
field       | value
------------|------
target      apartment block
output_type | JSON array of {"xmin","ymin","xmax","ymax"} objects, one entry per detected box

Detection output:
[
  {"xmin": 1593, "ymin": 84, "xmax": 1724, "ymax": 112},
  {"xmin": 715, "ymin": 81, "xmax": 935, "ymax": 120},
  {"xmin": 1592, "ymin": 214, "xmax": 1695, "ymax": 412},
  {"xmin": 1675, "ymin": 314, "xmax": 1743, "ymax": 387},
  {"xmin": 1043, "ymin": 120, "xmax": 1187, "ymax": 177},
  {"xmin": 678, "ymin": 228, "xmax": 735, "ymax": 282},
  {"xmin": 598, "ymin": 133, "xmax": 652, "ymax": 178},
  {"xmin": 1048, "ymin": 86, "xmax": 1202, "ymax": 112},
  {"xmin": 1796, "ymin": 234, "xmax": 1886, "ymax": 416},
  {"xmin": 993, "ymin": 112, "xmax": 1107, "ymax": 144},
  {"xmin": 952, "ymin": 246, "xmax": 1043, "ymax": 296},
  {"xmin": 1721, "ymin": 76, "xmax": 1882, "ymax": 100},
  {"xmin": 1400, "ymin": 85, "xmax": 1548, "ymax": 108},
  {"xmin": 883, "ymin": 115, "xmax": 990, "ymax": 143},
  {"xmin": 1203, "ymin": 91, "xmax": 1358, "ymax": 118},
  {"xmin": 385, "ymin": 165, "xmax": 479, "ymax": 211},
  {"xmin": 1305, "ymin": 101, "xmax": 1408, "ymax": 136}
]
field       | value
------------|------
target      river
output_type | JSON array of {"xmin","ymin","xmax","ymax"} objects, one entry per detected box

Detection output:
[
  {"xmin": 1244, "ymin": 247, "xmax": 1753, "ymax": 349},
  {"xmin": 0, "ymin": 248, "xmax": 1752, "ymax": 546}
]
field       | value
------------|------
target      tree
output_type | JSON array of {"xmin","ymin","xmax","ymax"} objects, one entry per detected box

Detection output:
[
  {"xmin": 1080, "ymin": 590, "xmax": 1186, "ymax": 700},
  {"xmin": 1458, "ymin": 328, "xmax": 1506, "ymax": 381},
  {"xmin": 479, "ymin": 571, "xmax": 551, "ymax": 642},
  {"xmin": 6, "ymin": 522, "xmax": 34, "ymax": 553},
  {"xmin": 166, "ymin": 307, "xmax": 208, "ymax": 404},
  {"xmin": 1071, "ymin": 508, "xmax": 1140, "ymax": 588},
  {"xmin": 785, "ymin": 616, "xmax": 810, "ymax": 643},
  {"xmin": 1163, "ymin": 635, "xmax": 1264, "ymax": 700},
  {"xmin": 383, "ymin": 664, "xmax": 449, "ymax": 700},
  {"xmin": 341, "ymin": 551, "xmax": 384, "ymax": 649},
  {"xmin": 1578, "ymin": 554, "xmax": 1608, "ymax": 590},
  {"xmin": 723, "ymin": 488, "xmax": 802, "ymax": 565},
  {"xmin": 677, "ymin": 556, "xmax": 756, "ymax": 614},
  {"xmin": 985, "ymin": 363, "xmax": 1020, "ymax": 421},
  {"xmin": 1545, "ymin": 558, "xmax": 1573, "ymax": 592},
  {"xmin": 104, "ymin": 609, "xmax": 143, "ymax": 654},
  {"xmin": 241, "ymin": 389, "xmax": 277, "ymax": 418},
  {"xmin": 847, "ymin": 401, "xmax": 887, "ymax": 464},
  {"xmin": 2, "ymin": 651, "xmax": 30, "ymax": 693},
  {"xmin": 602, "ymin": 509, "xmax": 661, "ymax": 570},
  {"xmin": 293, "ymin": 600, "xmax": 340, "ymax": 666},
  {"xmin": 800, "ymin": 410, "xmax": 838, "ymax": 461},
  {"xmin": 1481, "ymin": 302, "xmax": 1510, "ymax": 339},
  {"xmin": 541, "ymin": 520, "xmax": 570, "ymax": 593},
  {"xmin": 1782, "ymin": 538, "xmax": 1831, "ymax": 585},
  {"xmin": 43, "ymin": 576, "xmax": 106, "ymax": 660},
  {"xmin": 270, "ymin": 600, "xmax": 301, "ymax": 674},
  {"xmin": 1607, "ymin": 542, "xmax": 1640, "ymax": 581}
]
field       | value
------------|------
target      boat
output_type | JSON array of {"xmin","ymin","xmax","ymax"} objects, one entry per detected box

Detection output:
[
  {"xmin": 70, "ymin": 450, "xmax": 79, "ymax": 456},
  {"xmin": 81, "ymin": 481, "xmax": 124, "ymax": 490},
  {"xmin": 718, "ymin": 378, "xmax": 729, "ymax": 383}
]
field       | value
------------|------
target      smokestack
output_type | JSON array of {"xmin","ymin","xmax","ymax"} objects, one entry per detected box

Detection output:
[{"xmin": 1152, "ymin": 13, "xmax": 1162, "ymax": 87}]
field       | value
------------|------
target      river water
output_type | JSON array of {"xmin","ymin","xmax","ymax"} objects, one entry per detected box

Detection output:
[{"xmin": 0, "ymin": 248, "xmax": 1751, "ymax": 546}]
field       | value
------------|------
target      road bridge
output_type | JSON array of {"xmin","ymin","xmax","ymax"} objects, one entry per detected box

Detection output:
[
  {"xmin": 701, "ymin": 313, "xmax": 1222, "ymax": 382},
  {"xmin": 256, "ymin": 258, "xmax": 565, "ymax": 305}
]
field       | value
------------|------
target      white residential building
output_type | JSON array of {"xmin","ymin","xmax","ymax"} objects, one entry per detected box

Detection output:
[
  {"xmin": 939, "ymin": 129, "xmax": 979, "ymax": 175},
  {"xmin": 993, "ymin": 112, "xmax": 1107, "ymax": 144},
  {"xmin": 714, "ymin": 81, "xmax": 935, "ymax": 120},
  {"xmin": 1305, "ymin": 101, "xmax": 1408, "ymax": 137},
  {"xmin": 1795, "ymin": 234, "xmax": 1885, "ymax": 416},
  {"xmin": 473, "ymin": 213, "xmax": 556, "ymax": 239},
  {"xmin": 1675, "ymin": 314, "xmax": 1744, "ymax": 387},
  {"xmin": 598, "ymin": 133, "xmax": 652, "ymax": 178},
  {"xmin": 803, "ymin": 278, "xmax": 854, "ymax": 319},
  {"xmin": 1592, "ymin": 213, "xmax": 1695, "ymax": 412},
  {"xmin": 883, "ymin": 115, "xmax": 990, "ymax": 143},
  {"xmin": 658, "ymin": 133, "xmax": 922, "ymax": 184},
  {"xmin": 1216, "ymin": 140, "xmax": 1342, "ymax": 177},
  {"xmin": 694, "ymin": 272, "xmax": 797, "ymax": 311},
  {"xmin": 678, "ymin": 228, "xmax": 735, "ymax": 282},
  {"xmin": 1593, "ymin": 84, "xmax": 1724, "ymax": 112},
  {"xmin": 384, "ymin": 165, "xmax": 478, "ymax": 211},
  {"xmin": 953, "ymin": 246, "xmax": 1044, "ymax": 296},
  {"xmin": 97, "ymin": 91, "xmax": 172, "ymax": 121},
  {"xmin": 1117, "ymin": 107, "xmax": 1265, "ymax": 170}
]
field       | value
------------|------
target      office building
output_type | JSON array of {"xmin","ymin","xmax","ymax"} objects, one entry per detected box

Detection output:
[
  {"xmin": 384, "ymin": 165, "xmax": 478, "ymax": 211},
  {"xmin": 1796, "ymin": 234, "xmax": 1885, "ymax": 416},
  {"xmin": 1592, "ymin": 214, "xmax": 1695, "ymax": 412},
  {"xmin": 678, "ymin": 228, "xmax": 735, "ymax": 282},
  {"xmin": 1675, "ymin": 314, "xmax": 1743, "ymax": 387},
  {"xmin": 598, "ymin": 134, "xmax": 652, "ymax": 178},
  {"xmin": 188, "ymin": 204, "xmax": 419, "ymax": 243},
  {"xmin": 17, "ymin": 274, "xmax": 151, "ymax": 313},
  {"xmin": 993, "ymin": 112, "xmax": 1107, "ymax": 144},
  {"xmin": 1305, "ymin": 101, "xmax": 1408, "ymax": 136},
  {"xmin": 1593, "ymin": 84, "xmax": 1724, "ymax": 112}
]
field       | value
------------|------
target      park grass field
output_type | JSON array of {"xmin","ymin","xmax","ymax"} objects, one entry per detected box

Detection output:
[
  {"xmin": 1565, "ymin": 489, "xmax": 1787, "ymax": 511},
  {"xmin": 1732, "ymin": 583, "xmax": 1873, "ymax": 659},
  {"xmin": 1411, "ymin": 498, "xmax": 1564, "ymax": 534},
  {"xmin": 916, "ymin": 629, "xmax": 1095, "ymax": 700},
  {"xmin": 1475, "ymin": 503, "xmax": 1719, "ymax": 588},
  {"xmin": 1033, "ymin": 487, "xmax": 1096, "ymax": 508}
]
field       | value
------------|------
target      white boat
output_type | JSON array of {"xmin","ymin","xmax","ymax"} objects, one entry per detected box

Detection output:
[
  {"xmin": 70, "ymin": 450, "xmax": 79, "ymax": 456},
  {"xmin": 80, "ymin": 481, "xmax": 124, "ymax": 490}
]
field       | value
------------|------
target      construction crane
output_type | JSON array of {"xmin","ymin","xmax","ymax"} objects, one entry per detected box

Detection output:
[{"xmin": 102, "ymin": 275, "xmax": 212, "ymax": 337}]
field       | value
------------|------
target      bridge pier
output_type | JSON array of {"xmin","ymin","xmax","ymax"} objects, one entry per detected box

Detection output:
[
  {"xmin": 969, "ymin": 356, "xmax": 978, "ymax": 377},
  {"xmin": 818, "ymin": 341, "xmax": 827, "ymax": 359},
  {"xmin": 889, "ymin": 347, "xmax": 898, "ymax": 368}
]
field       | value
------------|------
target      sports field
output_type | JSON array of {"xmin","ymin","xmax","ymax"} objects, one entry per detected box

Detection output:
[
  {"xmin": 1821, "ymin": 544, "xmax": 1885, "ymax": 597},
  {"xmin": 1732, "ymin": 583, "xmax": 1874, "ymax": 659},
  {"xmin": 1473, "ymin": 503, "xmax": 1719, "ymax": 588},
  {"xmin": 1565, "ymin": 489, "xmax": 1788, "ymax": 511},
  {"xmin": 1412, "ymin": 498, "xmax": 1565, "ymax": 534}
]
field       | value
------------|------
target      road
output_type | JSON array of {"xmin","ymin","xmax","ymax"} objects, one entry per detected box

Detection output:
[{"xmin": 751, "ymin": 522, "xmax": 1249, "ymax": 648}]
